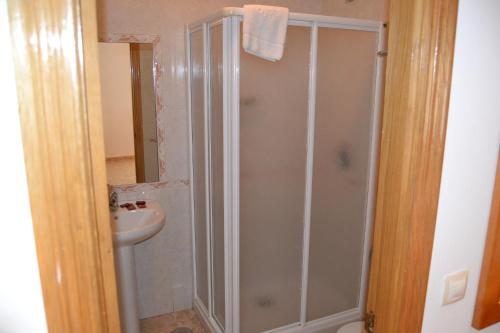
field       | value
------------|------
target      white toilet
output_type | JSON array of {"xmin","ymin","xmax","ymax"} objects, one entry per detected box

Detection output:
[{"xmin": 337, "ymin": 321, "xmax": 366, "ymax": 333}]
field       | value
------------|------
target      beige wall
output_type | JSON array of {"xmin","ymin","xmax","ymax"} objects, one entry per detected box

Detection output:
[
  {"xmin": 321, "ymin": 0, "xmax": 388, "ymax": 21},
  {"xmin": 98, "ymin": 42, "xmax": 135, "ymax": 158},
  {"xmin": 97, "ymin": 0, "xmax": 386, "ymax": 319}
]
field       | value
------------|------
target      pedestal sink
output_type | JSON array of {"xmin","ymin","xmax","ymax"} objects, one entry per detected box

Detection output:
[{"xmin": 111, "ymin": 201, "xmax": 165, "ymax": 333}]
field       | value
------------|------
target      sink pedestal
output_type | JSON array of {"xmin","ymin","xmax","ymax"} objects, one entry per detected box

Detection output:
[
  {"xmin": 110, "ymin": 201, "xmax": 165, "ymax": 333},
  {"xmin": 115, "ymin": 245, "xmax": 140, "ymax": 333}
]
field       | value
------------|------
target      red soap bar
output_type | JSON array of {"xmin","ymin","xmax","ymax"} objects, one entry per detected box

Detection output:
[
  {"xmin": 136, "ymin": 201, "xmax": 146, "ymax": 205},
  {"xmin": 120, "ymin": 203, "xmax": 130, "ymax": 208}
]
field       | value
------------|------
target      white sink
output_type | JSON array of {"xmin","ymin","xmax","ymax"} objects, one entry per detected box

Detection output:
[
  {"xmin": 110, "ymin": 200, "xmax": 165, "ymax": 333},
  {"xmin": 111, "ymin": 201, "xmax": 165, "ymax": 246}
]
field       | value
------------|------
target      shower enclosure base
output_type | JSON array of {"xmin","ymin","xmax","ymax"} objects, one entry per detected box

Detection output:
[{"xmin": 194, "ymin": 297, "xmax": 360, "ymax": 333}]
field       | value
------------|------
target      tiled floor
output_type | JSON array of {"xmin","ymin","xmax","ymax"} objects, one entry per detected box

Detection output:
[
  {"xmin": 106, "ymin": 156, "xmax": 136, "ymax": 185},
  {"xmin": 140, "ymin": 309, "xmax": 208, "ymax": 333}
]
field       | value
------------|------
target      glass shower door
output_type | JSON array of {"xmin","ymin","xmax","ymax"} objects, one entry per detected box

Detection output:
[
  {"xmin": 189, "ymin": 28, "xmax": 209, "ymax": 310},
  {"xmin": 209, "ymin": 21, "xmax": 226, "ymax": 328},
  {"xmin": 306, "ymin": 27, "xmax": 378, "ymax": 321},
  {"xmin": 239, "ymin": 25, "xmax": 311, "ymax": 333}
]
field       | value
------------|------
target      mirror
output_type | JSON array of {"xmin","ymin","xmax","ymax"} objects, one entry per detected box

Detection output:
[{"xmin": 98, "ymin": 42, "xmax": 159, "ymax": 185}]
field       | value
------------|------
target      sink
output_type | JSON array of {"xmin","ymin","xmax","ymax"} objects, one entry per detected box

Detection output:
[
  {"xmin": 112, "ymin": 201, "xmax": 165, "ymax": 246},
  {"xmin": 110, "ymin": 200, "xmax": 165, "ymax": 333}
]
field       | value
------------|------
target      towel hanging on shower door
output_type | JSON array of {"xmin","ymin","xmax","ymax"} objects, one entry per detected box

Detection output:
[{"xmin": 242, "ymin": 5, "xmax": 289, "ymax": 61}]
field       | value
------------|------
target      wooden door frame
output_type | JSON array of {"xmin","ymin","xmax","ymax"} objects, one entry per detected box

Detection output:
[
  {"xmin": 367, "ymin": 1, "xmax": 458, "ymax": 332},
  {"xmin": 472, "ymin": 154, "xmax": 500, "ymax": 329},
  {"xmin": 129, "ymin": 43, "xmax": 146, "ymax": 183},
  {"xmin": 6, "ymin": 0, "xmax": 458, "ymax": 332},
  {"xmin": 7, "ymin": 0, "xmax": 120, "ymax": 332}
]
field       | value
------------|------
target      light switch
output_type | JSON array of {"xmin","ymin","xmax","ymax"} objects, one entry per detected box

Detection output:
[{"xmin": 442, "ymin": 270, "xmax": 468, "ymax": 305}]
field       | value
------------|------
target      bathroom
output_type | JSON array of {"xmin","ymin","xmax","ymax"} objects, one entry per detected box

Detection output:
[
  {"xmin": 4, "ymin": 0, "xmax": 500, "ymax": 333},
  {"xmin": 7, "ymin": 1, "xmax": 500, "ymax": 333},
  {"xmin": 97, "ymin": 1, "xmax": 386, "ymax": 333}
]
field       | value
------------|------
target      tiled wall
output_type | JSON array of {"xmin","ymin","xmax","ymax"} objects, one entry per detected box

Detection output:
[
  {"xmin": 114, "ymin": 183, "xmax": 192, "ymax": 318},
  {"xmin": 98, "ymin": 0, "xmax": 387, "ymax": 319}
]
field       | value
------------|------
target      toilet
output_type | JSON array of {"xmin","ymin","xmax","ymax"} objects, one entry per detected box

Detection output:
[{"xmin": 337, "ymin": 321, "xmax": 366, "ymax": 333}]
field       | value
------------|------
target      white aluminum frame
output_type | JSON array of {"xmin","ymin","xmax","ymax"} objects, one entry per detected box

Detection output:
[
  {"xmin": 299, "ymin": 21, "xmax": 318, "ymax": 327},
  {"xmin": 186, "ymin": 21, "xmax": 197, "ymax": 307},
  {"xmin": 226, "ymin": 16, "xmax": 240, "ymax": 333},
  {"xmin": 203, "ymin": 22, "xmax": 214, "ymax": 323},
  {"xmin": 188, "ymin": 8, "xmax": 386, "ymax": 333},
  {"xmin": 187, "ymin": 23, "xmax": 225, "ymax": 333},
  {"xmin": 206, "ymin": 17, "xmax": 235, "ymax": 332}
]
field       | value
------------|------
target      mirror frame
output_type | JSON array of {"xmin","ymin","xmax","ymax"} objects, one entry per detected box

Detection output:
[{"xmin": 98, "ymin": 33, "xmax": 165, "ymax": 190}]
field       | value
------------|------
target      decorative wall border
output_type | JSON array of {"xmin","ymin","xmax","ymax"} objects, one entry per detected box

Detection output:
[
  {"xmin": 98, "ymin": 33, "xmax": 175, "ymax": 192},
  {"xmin": 111, "ymin": 179, "xmax": 190, "ymax": 194}
]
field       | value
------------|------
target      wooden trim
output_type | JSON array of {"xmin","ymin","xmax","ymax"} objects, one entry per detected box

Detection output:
[
  {"xmin": 7, "ymin": 0, "xmax": 121, "ymax": 332},
  {"xmin": 130, "ymin": 43, "xmax": 145, "ymax": 183},
  {"xmin": 473, "ymin": 154, "xmax": 500, "ymax": 329},
  {"xmin": 366, "ymin": 1, "xmax": 458, "ymax": 332}
]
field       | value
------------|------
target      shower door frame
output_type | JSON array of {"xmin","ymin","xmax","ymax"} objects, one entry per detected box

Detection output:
[
  {"xmin": 188, "ymin": 9, "xmax": 386, "ymax": 333},
  {"xmin": 188, "ymin": 17, "xmax": 234, "ymax": 333}
]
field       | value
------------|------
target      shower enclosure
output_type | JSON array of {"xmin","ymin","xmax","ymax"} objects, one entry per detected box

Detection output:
[{"xmin": 188, "ymin": 8, "xmax": 385, "ymax": 333}]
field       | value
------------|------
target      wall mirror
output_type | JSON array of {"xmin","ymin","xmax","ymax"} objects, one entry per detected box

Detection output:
[{"xmin": 98, "ymin": 41, "xmax": 159, "ymax": 185}]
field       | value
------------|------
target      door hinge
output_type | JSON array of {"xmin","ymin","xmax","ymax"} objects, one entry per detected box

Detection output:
[{"xmin": 365, "ymin": 311, "xmax": 375, "ymax": 333}]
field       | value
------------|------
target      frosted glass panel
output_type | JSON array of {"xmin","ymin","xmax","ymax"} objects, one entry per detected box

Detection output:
[
  {"xmin": 209, "ymin": 23, "xmax": 225, "ymax": 328},
  {"xmin": 190, "ymin": 29, "xmax": 209, "ymax": 308},
  {"xmin": 239, "ymin": 26, "xmax": 310, "ymax": 333},
  {"xmin": 306, "ymin": 28, "xmax": 377, "ymax": 320}
]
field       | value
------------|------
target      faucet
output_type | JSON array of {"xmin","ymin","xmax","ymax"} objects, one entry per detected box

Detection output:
[{"xmin": 108, "ymin": 187, "xmax": 118, "ymax": 212}]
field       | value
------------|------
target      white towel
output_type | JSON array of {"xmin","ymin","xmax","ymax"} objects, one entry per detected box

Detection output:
[{"xmin": 242, "ymin": 5, "xmax": 289, "ymax": 62}]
